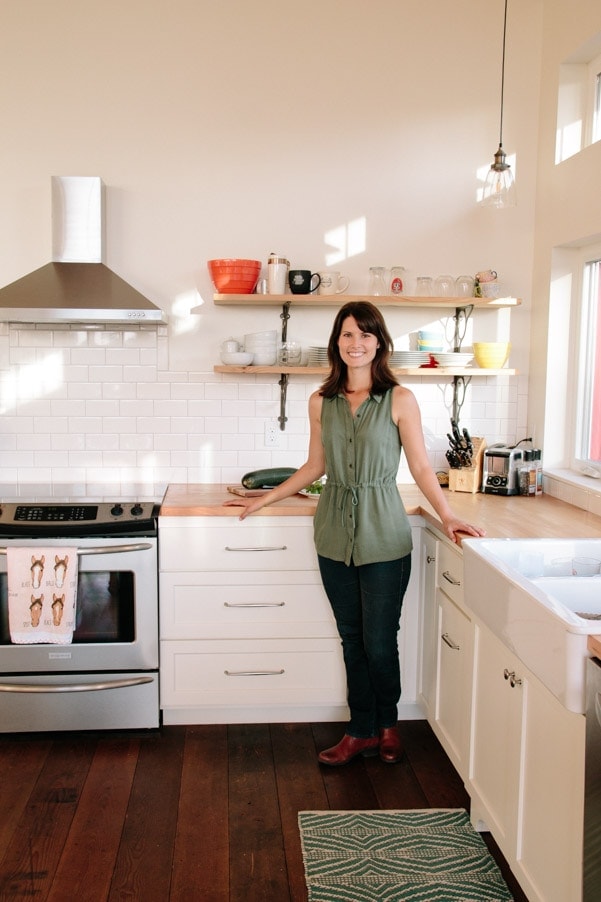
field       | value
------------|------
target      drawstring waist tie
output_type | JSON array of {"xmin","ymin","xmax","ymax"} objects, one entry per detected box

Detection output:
[{"xmin": 327, "ymin": 478, "xmax": 397, "ymax": 529}]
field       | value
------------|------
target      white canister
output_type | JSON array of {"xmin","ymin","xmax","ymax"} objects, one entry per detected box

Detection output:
[{"xmin": 267, "ymin": 254, "xmax": 289, "ymax": 295}]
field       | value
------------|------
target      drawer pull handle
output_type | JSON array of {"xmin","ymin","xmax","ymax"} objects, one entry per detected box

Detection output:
[
  {"xmin": 224, "ymin": 669, "xmax": 285, "ymax": 677},
  {"xmin": 503, "ymin": 668, "xmax": 523, "ymax": 688},
  {"xmin": 224, "ymin": 602, "xmax": 285, "ymax": 608},
  {"xmin": 224, "ymin": 545, "xmax": 287, "ymax": 552},
  {"xmin": 442, "ymin": 570, "xmax": 461, "ymax": 587},
  {"xmin": 427, "ymin": 554, "xmax": 436, "ymax": 563},
  {"xmin": 442, "ymin": 632, "xmax": 460, "ymax": 651}
]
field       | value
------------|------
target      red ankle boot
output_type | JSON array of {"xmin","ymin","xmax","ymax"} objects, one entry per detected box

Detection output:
[
  {"xmin": 379, "ymin": 726, "xmax": 403, "ymax": 763},
  {"xmin": 318, "ymin": 733, "xmax": 379, "ymax": 766}
]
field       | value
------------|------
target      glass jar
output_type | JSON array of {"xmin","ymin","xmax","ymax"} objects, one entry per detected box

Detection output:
[
  {"xmin": 368, "ymin": 266, "xmax": 388, "ymax": 296},
  {"xmin": 390, "ymin": 266, "xmax": 405, "ymax": 295},
  {"xmin": 415, "ymin": 276, "xmax": 434, "ymax": 297}
]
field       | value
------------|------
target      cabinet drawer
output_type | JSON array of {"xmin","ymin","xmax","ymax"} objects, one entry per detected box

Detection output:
[
  {"xmin": 159, "ymin": 575, "xmax": 337, "ymax": 639},
  {"xmin": 160, "ymin": 638, "xmax": 346, "ymax": 708},
  {"xmin": 437, "ymin": 540, "xmax": 464, "ymax": 606},
  {"xmin": 159, "ymin": 521, "xmax": 318, "ymax": 572}
]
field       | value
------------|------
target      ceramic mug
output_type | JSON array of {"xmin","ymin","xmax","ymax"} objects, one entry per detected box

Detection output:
[
  {"xmin": 317, "ymin": 272, "xmax": 350, "ymax": 296},
  {"xmin": 288, "ymin": 270, "xmax": 321, "ymax": 295}
]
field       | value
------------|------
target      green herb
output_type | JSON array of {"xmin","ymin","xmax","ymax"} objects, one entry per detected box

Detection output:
[{"xmin": 305, "ymin": 480, "xmax": 324, "ymax": 495}]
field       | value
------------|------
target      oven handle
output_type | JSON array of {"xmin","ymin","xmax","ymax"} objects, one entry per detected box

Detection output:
[
  {"xmin": 0, "ymin": 676, "xmax": 154, "ymax": 693},
  {"xmin": 0, "ymin": 542, "xmax": 153, "ymax": 556}
]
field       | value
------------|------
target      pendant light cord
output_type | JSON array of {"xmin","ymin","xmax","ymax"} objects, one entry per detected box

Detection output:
[{"xmin": 498, "ymin": 0, "xmax": 508, "ymax": 146}]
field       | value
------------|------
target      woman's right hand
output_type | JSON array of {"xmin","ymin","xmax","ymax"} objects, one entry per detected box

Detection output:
[{"xmin": 223, "ymin": 495, "xmax": 269, "ymax": 520}]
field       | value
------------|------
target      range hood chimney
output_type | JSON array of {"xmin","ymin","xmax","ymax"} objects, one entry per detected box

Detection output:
[{"xmin": 0, "ymin": 177, "xmax": 167, "ymax": 324}]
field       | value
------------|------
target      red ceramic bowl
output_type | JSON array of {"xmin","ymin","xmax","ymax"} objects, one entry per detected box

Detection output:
[{"xmin": 208, "ymin": 259, "xmax": 261, "ymax": 294}]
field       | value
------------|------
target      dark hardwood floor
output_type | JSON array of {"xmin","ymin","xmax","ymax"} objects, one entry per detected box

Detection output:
[{"xmin": 0, "ymin": 720, "xmax": 528, "ymax": 901}]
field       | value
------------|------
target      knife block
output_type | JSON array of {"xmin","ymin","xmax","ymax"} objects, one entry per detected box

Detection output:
[{"xmin": 448, "ymin": 437, "xmax": 486, "ymax": 493}]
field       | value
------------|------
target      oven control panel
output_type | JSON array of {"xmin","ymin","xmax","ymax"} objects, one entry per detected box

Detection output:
[{"xmin": 0, "ymin": 501, "xmax": 159, "ymax": 537}]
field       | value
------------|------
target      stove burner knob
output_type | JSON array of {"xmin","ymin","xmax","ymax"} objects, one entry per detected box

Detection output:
[
  {"xmin": 131, "ymin": 503, "xmax": 143, "ymax": 516},
  {"xmin": 111, "ymin": 503, "xmax": 124, "ymax": 516}
]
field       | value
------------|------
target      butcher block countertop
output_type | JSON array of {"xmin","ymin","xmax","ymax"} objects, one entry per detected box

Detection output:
[{"xmin": 160, "ymin": 483, "xmax": 601, "ymax": 542}]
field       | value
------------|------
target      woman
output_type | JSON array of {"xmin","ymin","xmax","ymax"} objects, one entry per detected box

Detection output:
[{"xmin": 225, "ymin": 301, "xmax": 484, "ymax": 766}]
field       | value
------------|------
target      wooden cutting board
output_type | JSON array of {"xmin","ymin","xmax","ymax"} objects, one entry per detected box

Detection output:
[{"xmin": 226, "ymin": 485, "xmax": 270, "ymax": 497}]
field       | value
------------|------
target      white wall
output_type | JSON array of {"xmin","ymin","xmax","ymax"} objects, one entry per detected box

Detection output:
[
  {"xmin": 0, "ymin": 0, "xmax": 543, "ymax": 497},
  {"xmin": 528, "ymin": 0, "xmax": 601, "ymax": 513}
]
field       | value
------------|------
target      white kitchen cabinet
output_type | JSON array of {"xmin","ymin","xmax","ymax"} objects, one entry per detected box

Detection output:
[
  {"xmin": 159, "ymin": 515, "xmax": 346, "ymax": 724},
  {"xmin": 469, "ymin": 621, "xmax": 585, "ymax": 902},
  {"xmin": 158, "ymin": 516, "xmax": 422, "ymax": 725},
  {"xmin": 417, "ymin": 529, "xmax": 438, "ymax": 717},
  {"xmin": 430, "ymin": 537, "xmax": 474, "ymax": 781}
]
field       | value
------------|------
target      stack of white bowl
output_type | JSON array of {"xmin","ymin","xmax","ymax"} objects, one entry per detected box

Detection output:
[{"xmin": 244, "ymin": 330, "xmax": 278, "ymax": 365}]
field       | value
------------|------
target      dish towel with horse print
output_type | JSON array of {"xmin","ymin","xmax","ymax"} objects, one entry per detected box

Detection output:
[{"xmin": 7, "ymin": 547, "xmax": 78, "ymax": 644}]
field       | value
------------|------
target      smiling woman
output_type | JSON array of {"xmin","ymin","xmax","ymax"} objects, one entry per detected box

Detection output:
[{"xmin": 224, "ymin": 300, "xmax": 485, "ymax": 767}]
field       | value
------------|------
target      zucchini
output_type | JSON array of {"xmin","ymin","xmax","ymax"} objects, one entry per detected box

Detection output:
[{"xmin": 241, "ymin": 467, "xmax": 297, "ymax": 489}]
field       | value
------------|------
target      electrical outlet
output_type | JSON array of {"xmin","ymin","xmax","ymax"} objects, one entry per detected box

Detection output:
[{"xmin": 264, "ymin": 418, "xmax": 281, "ymax": 447}]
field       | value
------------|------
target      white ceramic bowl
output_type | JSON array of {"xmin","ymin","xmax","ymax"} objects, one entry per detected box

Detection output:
[
  {"xmin": 220, "ymin": 351, "xmax": 254, "ymax": 365},
  {"xmin": 251, "ymin": 351, "xmax": 277, "ymax": 365},
  {"xmin": 245, "ymin": 331, "xmax": 278, "ymax": 342}
]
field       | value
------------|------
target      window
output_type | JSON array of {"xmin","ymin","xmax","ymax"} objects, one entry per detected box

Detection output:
[
  {"xmin": 574, "ymin": 247, "xmax": 601, "ymax": 469},
  {"xmin": 587, "ymin": 52, "xmax": 601, "ymax": 145},
  {"xmin": 555, "ymin": 40, "xmax": 601, "ymax": 162}
]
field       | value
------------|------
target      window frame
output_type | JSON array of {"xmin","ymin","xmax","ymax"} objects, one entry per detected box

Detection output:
[
  {"xmin": 570, "ymin": 242, "xmax": 601, "ymax": 474},
  {"xmin": 586, "ymin": 51, "xmax": 601, "ymax": 145}
]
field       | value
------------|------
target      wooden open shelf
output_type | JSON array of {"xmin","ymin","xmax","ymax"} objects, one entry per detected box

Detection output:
[
  {"xmin": 206, "ymin": 294, "xmax": 522, "ymax": 310},
  {"xmin": 213, "ymin": 365, "xmax": 517, "ymax": 377}
]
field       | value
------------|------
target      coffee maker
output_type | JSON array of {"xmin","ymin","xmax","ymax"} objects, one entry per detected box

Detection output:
[{"xmin": 482, "ymin": 445, "xmax": 523, "ymax": 495}]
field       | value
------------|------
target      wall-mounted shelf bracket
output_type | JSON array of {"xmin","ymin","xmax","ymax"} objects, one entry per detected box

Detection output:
[
  {"xmin": 451, "ymin": 304, "xmax": 473, "ymax": 424},
  {"xmin": 278, "ymin": 373, "xmax": 289, "ymax": 430},
  {"xmin": 277, "ymin": 303, "xmax": 292, "ymax": 429},
  {"xmin": 451, "ymin": 374, "xmax": 472, "ymax": 424},
  {"xmin": 280, "ymin": 301, "xmax": 291, "ymax": 341},
  {"xmin": 452, "ymin": 304, "xmax": 473, "ymax": 351}
]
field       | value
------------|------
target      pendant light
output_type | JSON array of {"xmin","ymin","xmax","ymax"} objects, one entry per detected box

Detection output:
[{"xmin": 481, "ymin": 0, "xmax": 516, "ymax": 208}]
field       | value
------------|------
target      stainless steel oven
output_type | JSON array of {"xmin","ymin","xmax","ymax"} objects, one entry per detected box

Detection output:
[{"xmin": 0, "ymin": 500, "xmax": 160, "ymax": 732}]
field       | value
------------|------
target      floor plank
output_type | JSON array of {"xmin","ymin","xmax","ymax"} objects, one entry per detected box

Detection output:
[
  {"xmin": 108, "ymin": 727, "xmax": 184, "ymax": 902},
  {"xmin": 0, "ymin": 737, "xmax": 96, "ymax": 902},
  {"xmin": 0, "ymin": 737, "xmax": 51, "ymax": 861},
  {"xmin": 270, "ymin": 723, "xmax": 329, "ymax": 902},
  {"xmin": 47, "ymin": 737, "xmax": 140, "ymax": 902},
  {"xmin": 170, "ymin": 725, "xmax": 229, "ymax": 902},
  {"xmin": 228, "ymin": 724, "xmax": 290, "ymax": 902}
]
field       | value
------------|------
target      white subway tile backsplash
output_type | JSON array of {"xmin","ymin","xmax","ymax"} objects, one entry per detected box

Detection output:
[
  {"xmin": 71, "ymin": 348, "xmax": 107, "ymax": 365},
  {"xmin": 119, "ymin": 434, "xmax": 154, "ymax": 451},
  {"xmin": 0, "ymin": 325, "xmax": 521, "ymax": 492},
  {"xmin": 123, "ymin": 365, "xmax": 157, "ymax": 383},
  {"xmin": 85, "ymin": 434, "xmax": 120, "ymax": 451},
  {"xmin": 204, "ymin": 416, "xmax": 238, "ymax": 434},
  {"xmin": 106, "ymin": 348, "xmax": 141, "ymax": 365},
  {"xmin": 170, "ymin": 382, "xmax": 207, "ymax": 400},
  {"xmin": 89, "ymin": 366, "xmax": 124, "ymax": 383},
  {"xmin": 119, "ymin": 400, "xmax": 155, "ymax": 418}
]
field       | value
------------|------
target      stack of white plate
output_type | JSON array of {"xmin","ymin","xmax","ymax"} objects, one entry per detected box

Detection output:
[
  {"xmin": 432, "ymin": 352, "xmax": 473, "ymax": 366},
  {"xmin": 390, "ymin": 351, "xmax": 431, "ymax": 366},
  {"xmin": 244, "ymin": 330, "xmax": 278, "ymax": 365},
  {"xmin": 307, "ymin": 346, "xmax": 329, "ymax": 366}
]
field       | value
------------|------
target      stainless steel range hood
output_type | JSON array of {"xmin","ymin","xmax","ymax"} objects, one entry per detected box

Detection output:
[{"xmin": 0, "ymin": 177, "xmax": 167, "ymax": 324}]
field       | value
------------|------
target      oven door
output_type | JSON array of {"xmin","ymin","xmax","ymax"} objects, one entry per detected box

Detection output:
[{"xmin": 0, "ymin": 536, "xmax": 158, "ymax": 673}]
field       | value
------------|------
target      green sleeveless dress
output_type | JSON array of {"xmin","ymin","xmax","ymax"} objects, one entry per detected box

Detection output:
[{"xmin": 313, "ymin": 387, "xmax": 413, "ymax": 566}]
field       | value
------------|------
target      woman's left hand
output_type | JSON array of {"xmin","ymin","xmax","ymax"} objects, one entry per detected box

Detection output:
[{"xmin": 441, "ymin": 517, "xmax": 486, "ymax": 543}]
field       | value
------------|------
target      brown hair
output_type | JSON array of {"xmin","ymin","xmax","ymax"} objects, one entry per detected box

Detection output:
[{"xmin": 319, "ymin": 301, "xmax": 398, "ymax": 398}]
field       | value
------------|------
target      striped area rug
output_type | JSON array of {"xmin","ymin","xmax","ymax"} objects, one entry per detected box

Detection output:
[{"xmin": 298, "ymin": 809, "xmax": 513, "ymax": 901}]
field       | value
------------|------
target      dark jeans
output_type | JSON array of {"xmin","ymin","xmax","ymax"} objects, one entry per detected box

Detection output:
[{"xmin": 318, "ymin": 553, "xmax": 412, "ymax": 738}]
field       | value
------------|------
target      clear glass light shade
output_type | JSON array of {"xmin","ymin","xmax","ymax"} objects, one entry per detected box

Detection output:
[{"xmin": 481, "ymin": 145, "xmax": 516, "ymax": 208}]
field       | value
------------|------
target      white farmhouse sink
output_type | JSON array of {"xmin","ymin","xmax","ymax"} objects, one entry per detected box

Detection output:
[{"xmin": 462, "ymin": 538, "xmax": 601, "ymax": 714}]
